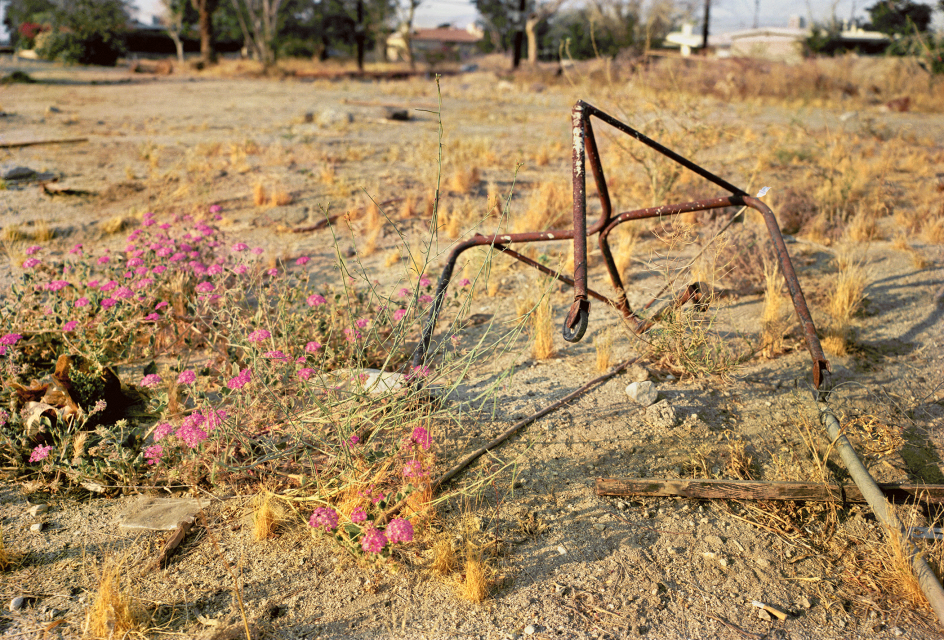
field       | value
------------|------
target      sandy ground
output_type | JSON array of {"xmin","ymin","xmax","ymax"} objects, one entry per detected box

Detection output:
[{"xmin": 1, "ymin": 55, "xmax": 944, "ymax": 640}]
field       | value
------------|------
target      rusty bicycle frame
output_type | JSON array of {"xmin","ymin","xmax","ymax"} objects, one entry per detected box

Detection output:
[{"xmin": 413, "ymin": 100, "xmax": 831, "ymax": 390}]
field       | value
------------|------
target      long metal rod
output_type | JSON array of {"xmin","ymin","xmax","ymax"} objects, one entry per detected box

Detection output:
[{"xmin": 820, "ymin": 405, "xmax": 944, "ymax": 625}]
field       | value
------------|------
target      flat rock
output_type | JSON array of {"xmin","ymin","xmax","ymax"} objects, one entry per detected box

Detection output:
[
  {"xmin": 9, "ymin": 597, "xmax": 25, "ymax": 612},
  {"xmin": 626, "ymin": 380, "xmax": 658, "ymax": 406},
  {"xmin": 28, "ymin": 504, "xmax": 49, "ymax": 516},
  {"xmin": 626, "ymin": 364, "xmax": 649, "ymax": 382},
  {"xmin": 118, "ymin": 496, "xmax": 203, "ymax": 531},
  {"xmin": 1, "ymin": 164, "xmax": 57, "ymax": 182},
  {"xmin": 316, "ymin": 108, "xmax": 353, "ymax": 127}
]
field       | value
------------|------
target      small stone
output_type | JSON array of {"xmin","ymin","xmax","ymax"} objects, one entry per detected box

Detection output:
[
  {"xmin": 593, "ymin": 523, "xmax": 605, "ymax": 531},
  {"xmin": 892, "ymin": 627, "xmax": 904, "ymax": 636},
  {"xmin": 30, "ymin": 522, "xmax": 44, "ymax": 533},
  {"xmin": 316, "ymin": 107, "xmax": 353, "ymax": 127},
  {"xmin": 28, "ymin": 504, "xmax": 48, "ymax": 516},
  {"xmin": 616, "ymin": 501, "xmax": 627, "ymax": 511},
  {"xmin": 665, "ymin": 373, "xmax": 676, "ymax": 380},
  {"xmin": 9, "ymin": 597, "xmax": 25, "ymax": 612},
  {"xmin": 797, "ymin": 596, "xmax": 811, "ymax": 610},
  {"xmin": 524, "ymin": 625, "xmax": 536, "ymax": 635},
  {"xmin": 757, "ymin": 609, "xmax": 772, "ymax": 621},
  {"xmin": 626, "ymin": 364, "xmax": 649, "ymax": 382},
  {"xmin": 718, "ymin": 558, "xmax": 729, "ymax": 567},
  {"xmin": 557, "ymin": 545, "xmax": 567, "ymax": 556},
  {"xmin": 626, "ymin": 381, "xmax": 658, "ymax": 407}
]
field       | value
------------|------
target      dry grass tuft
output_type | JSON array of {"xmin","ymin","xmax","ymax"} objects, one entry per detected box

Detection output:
[
  {"xmin": 319, "ymin": 164, "xmax": 337, "ymax": 186},
  {"xmin": 101, "ymin": 216, "xmax": 131, "ymax": 235},
  {"xmin": 828, "ymin": 254, "xmax": 867, "ymax": 329},
  {"xmin": 253, "ymin": 182, "xmax": 267, "ymax": 207},
  {"xmin": 399, "ymin": 194, "xmax": 418, "ymax": 219},
  {"xmin": 384, "ymin": 249, "xmax": 401, "ymax": 267},
  {"xmin": 431, "ymin": 538, "xmax": 457, "ymax": 576},
  {"xmin": 612, "ymin": 226, "xmax": 639, "ymax": 279},
  {"xmin": 0, "ymin": 528, "xmax": 13, "ymax": 571},
  {"xmin": 594, "ymin": 328, "xmax": 615, "ymax": 372},
  {"xmin": 761, "ymin": 260, "xmax": 790, "ymax": 357},
  {"xmin": 923, "ymin": 218, "xmax": 944, "ymax": 244},
  {"xmin": 515, "ymin": 182, "xmax": 570, "ymax": 232},
  {"xmin": 1, "ymin": 225, "xmax": 26, "ymax": 244},
  {"xmin": 892, "ymin": 236, "xmax": 930, "ymax": 269},
  {"xmin": 458, "ymin": 549, "xmax": 489, "ymax": 603},
  {"xmin": 84, "ymin": 556, "xmax": 139, "ymax": 639},
  {"xmin": 531, "ymin": 296, "xmax": 555, "ymax": 360},
  {"xmin": 270, "ymin": 188, "xmax": 293, "ymax": 207},
  {"xmin": 821, "ymin": 331, "xmax": 848, "ymax": 357},
  {"xmin": 251, "ymin": 492, "xmax": 281, "ymax": 541},
  {"xmin": 449, "ymin": 166, "xmax": 480, "ymax": 194}
]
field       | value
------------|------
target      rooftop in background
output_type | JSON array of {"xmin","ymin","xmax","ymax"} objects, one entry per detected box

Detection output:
[{"xmin": 411, "ymin": 27, "xmax": 483, "ymax": 45}]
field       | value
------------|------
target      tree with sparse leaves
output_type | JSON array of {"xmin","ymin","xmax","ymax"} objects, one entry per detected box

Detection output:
[{"xmin": 33, "ymin": 0, "xmax": 132, "ymax": 66}]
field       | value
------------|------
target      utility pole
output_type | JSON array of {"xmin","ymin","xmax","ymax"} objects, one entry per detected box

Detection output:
[
  {"xmin": 355, "ymin": 0, "xmax": 366, "ymax": 71},
  {"xmin": 512, "ymin": 0, "xmax": 527, "ymax": 69},
  {"xmin": 754, "ymin": 0, "xmax": 760, "ymax": 28},
  {"xmin": 701, "ymin": 0, "xmax": 710, "ymax": 52}
]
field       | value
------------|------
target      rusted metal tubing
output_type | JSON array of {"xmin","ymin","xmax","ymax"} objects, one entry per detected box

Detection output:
[
  {"xmin": 565, "ymin": 102, "xmax": 591, "ymax": 343},
  {"xmin": 821, "ymin": 406, "xmax": 944, "ymax": 625}
]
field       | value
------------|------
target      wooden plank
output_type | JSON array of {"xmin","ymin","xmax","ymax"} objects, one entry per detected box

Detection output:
[
  {"xmin": 595, "ymin": 477, "xmax": 944, "ymax": 504},
  {"xmin": 0, "ymin": 137, "xmax": 88, "ymax": 149}
]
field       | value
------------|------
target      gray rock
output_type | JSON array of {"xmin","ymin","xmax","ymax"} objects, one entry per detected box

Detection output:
[
  {"xmin": 118, "ymin": 496, "xmax": 203, "ymax": 531},
  {"xmin": 645, "ymin": 400, "xmax": 677, "ymax": 429},
  {"xmin": 524, "ymin": 625, "xmax": 536, "ymax": 635},
  {"xmin": 1, "ymin": 164, "xmax": 57, "ymax": 183},
  {"xmin": 316, "ymin": 108, "xmax": 353, "ymax": 127},
  {"xmin": 383, "ymin": 107, "xmax": 410, "ymax": 121},
  {"xmin": 28, "ymin": 504, "xmax": 48, "ymax": 516},
  {"xmin": 9, "ymin": 597, "xmax": 25, "ymax": 612},
  {"xmin": 29, "ymin": 522, "xmax": 44, "ymax": 532},
  {"xmin": 626, "ymin": 380, "xmax": 658, "ymax": 406}
]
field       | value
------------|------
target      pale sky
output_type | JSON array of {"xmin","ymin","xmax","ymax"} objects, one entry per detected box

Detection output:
[{"xmin": 130, "ymin": 0, "xmax": 881, "ymax": 34}]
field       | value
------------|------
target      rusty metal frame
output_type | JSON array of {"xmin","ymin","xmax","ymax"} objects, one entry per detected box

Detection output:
[{"xmin": 413, "ymin": 100, "xmax": 830, "ymax": 389}]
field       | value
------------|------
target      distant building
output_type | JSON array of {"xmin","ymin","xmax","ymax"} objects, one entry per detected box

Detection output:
[{"xmin": 387, "ymin": 25, "xmax": 482, "ymax": 63}]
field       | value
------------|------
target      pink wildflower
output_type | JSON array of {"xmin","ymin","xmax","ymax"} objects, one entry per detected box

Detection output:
[
  {"xmin": 419, "ymin": 275, "xmax": 432, "ymax": 288},
  {"xmin": 360, "ymin": 525, "xmax": 387, "ymax": 554},
  {"xmin": 143, "ymin": 312, "xmax": 160, "ymax": 321},
  {"xmin": 343, "ymin": 328, "xmax": 361, "ymax": 343},
  {"xmin": 115, "ymin": 286, "xmax": 133, "ymax": 299},
  {"xmin": 176, "ymin": 413, "xmax": 208, "ymax": 448},
  {"xmin": 351, "ymin": 508, "xmax": 367, "ymax": 523},
  {"xmin": 155, "ymin": 301, "xmax": 168, "ymax": 310},
  {"xmin": 252, "ymin": 247, "xmax": 264, "ymax": 255},
  {"xmin": 410, "ymin": 426, "xmax": 431, "ymax": 450},
  {"xmin": 309, "ymin": 507, "xmax": 339, "ymax": 532},
  {"xmin": 402, "ymin": 460, "xmax": 423, "ymax": 478},
  {"xmin": 144, "ymin": 444, "xmax": 163, "ymax": 465},
  {"xmin": 46, "ymin": 280, "xmax": 70, "ymax": 292},
  {"xmin": 86, "ymin": 280, "xmax": 99, "ymax": 289},
  {"xmin": 209, "ymin": 204, "xmax": 222, "ymax": 214},
  {"xmin": 69, "ymin": 243, "xmax": 83, "ymax": 255},
  {"xmin": 133, "ymin": 278, "xmax": 154, "ymax": 291},
  {"xmin": 127, "ymin": 257, "xmax": 144, "ymax": 268},
  {"xmin": 97, "ymin": 255, "xmax": 110, "ymax": 264},
  {"xmin": 0, "ymin": 334, "xmax": 23, "ymax": 346},
  {"xmin": 459, "ymin": 278, "xmax": 471, "ymax": 287},
  {"xmin": 407, "ymin": 365, "xmax": 432, "ymax": 381},
  {"xmin": 101, "ymin": 298, "xmax": 117, "ymax": 309},
  {"xmin": 100, "ymin": 280, "xmax": 117, "ymax": 292},
  {"xmin": 397, "ymin": 287, "xmax": 410, "ymax": 298},
  {"xmin": 26, "ymin": 245, "xmax": 42, "ymax": 255},
  {"xmin": 307, "ymin": 294, "xmax": 326, "ymax": 307},
  {"xmin": 153, "ymin": 422, "xmax": 174, "ymax": 441},
  {"xmin": 305, "ymin": 341, "xmax": 321, "ymax": 353},
  {"xmin": 298, "ymin": 368, "xmax": 314, "ymax": 380},
  {"xmin": 152, "ymin": 265, "xmax": 167, "ymax": 275},
  {"xmin": 207, "ymin": 264, "xmax": 223, "ymax": 275},
  {"xmin": 419, "ymin": 294, "xmax": 433, "ymax": 305},
  {"xmin": 247, "ymin": 329, "xmax": 271, "ymax": 343},
  {"xmin": 355, "ymin": 317, "xmax": 369, "ymax": 329},
  {"xmin": 29, "ymin": 444, "xmax": 52, "ymax": 463},
  {"xmin": 263, "ymin": 350, "xmax": 289, "ymax": 361},
  {"xmin": 62, "ymin": 321, "xmax": 78, "ymax": 332},
  {"xmin": 195, "ymin": 281, "xmax": 215, "ymax": 293},
  {"xmin": 267, "ymin": 268, "xmax": 279, "ymax": 277},
  {"xmin": 386, "ymin": 518, "xmax": 414, "ymax": 544},
  {"xmin": 232, "ymin": 242, "xmax": 248, "ymax": 252},
  {"xmin": 22, "ymin": 258, "xmax": 40, "ymax": 269},
  {"xmin": 233, "ymin": 264, "xmax": 248, "ymax": 275},
  {"xmin": 393, "ymin": 309, "xmax": 407, "ymax": 322},
  {"xmin": 140, "ymin": 374, "xmax": 161, "ymax": 388},
  {"xmin": 296, "ymin": 256, "xmax": 310, "ymax": 266},
  {"xmin": 227, "ymin": 368, "xmax": 252, "ymax": 390},
  {"xmin": 177, "ymin": 370, "xmax": 196, "ymax": 385}
]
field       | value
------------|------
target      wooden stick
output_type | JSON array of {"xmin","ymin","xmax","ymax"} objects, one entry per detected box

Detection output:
[
  {"xmin": 151, "ymin": 518, "xmax": 195, "ymax": 570},
  {"xmin": 0, "ymin": 137, "xmax": 88, "ymax": 149},
  {"xmin": 595, "ymin": 477, "xmax": 944, "ymax": 504}
]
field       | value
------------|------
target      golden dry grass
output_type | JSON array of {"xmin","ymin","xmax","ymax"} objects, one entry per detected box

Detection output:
[
  {"xmin": 761, "ymin": 261, "xmax": 790, "ymax": 358},
  {"xmin": 594, "ymin": 328, "xmax": 614, "ymax": 372},
  {"xmin": 828, "ymin": 258, "xmax": 867, "ymax": 328},
  {"xmin": 822, "ymin": 331, "xmax": 848, "ymax": 357},
  {"xmin": 270, "ymin": 188, "xmax": 293, "ymax": 207},
  {"xmin": 319, "ymin": 164, "xmax": 337, "ymax": 186},
  {"xmin": 84, "ymin": 556, "xmax": 139, "ymax": 639},
  {"xmin": 514, "ymin": 182, "xmax": 570, "ymax": 232},
  {"xmin": 0, "ymin": 528, "xmax": 12, "ymax": 571},
  {"xmin": 384, "ymin": 249, "xmax": 401, "ymax": 267},
  {"xmin": 252, "ymin": 182, "xmax": 267, "ymax": 207},
  {"xmin": 101, "ymin": 216, "xmax": 131, "ymax": 235},
  {"xmin": 924, "ymin": 218, "xmax": 944, "ymax": 244},
  {"xmin": 252, "ymin": 492, "xmax": 281, "ymax": 541},
  {"xmin": 531, "ymin": 297, "xmax": 555, "ymax": 360},
  {"xmin": 449, "ymin": 166, "xmax": 480, "ymax": 194},
  {"xmin": 612, "ymin": 226, "xmax": 639, "ymax": 279},
  {"xmin": 458, "ymin": 550, "xmax": 488, "ymax": 603},
  {"xmin": 431, "ymin": 538, "xmax": 457, "ymax": 576},
  {"xmin": 398, "ymin": 194, "xmax": 418, "ymax": 219}
]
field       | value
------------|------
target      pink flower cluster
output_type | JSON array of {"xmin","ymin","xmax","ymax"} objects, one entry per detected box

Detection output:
[
  {"xmin": 309, "ymin": 507, "xmax": 339, "ymax": 532},
  {"xmin": 29, "ymin": 444, "xmax": 52, "ymax": 463},
  {"xmin": 247, "ymin": 329, "xmax": 271, "ymax": 343},
  {"xmin": 139, "ymin": 374, "xmax": 162, "ymax": 388},
  {"xmin": 227, "ymin": 368, "xmax": 252, "ymax": 390},
  {"xmin": 175, "ymin": 409, "xmax": 228, "ymax": 448}
]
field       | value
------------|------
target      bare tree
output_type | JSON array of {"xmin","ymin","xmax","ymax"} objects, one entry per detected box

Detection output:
[
  {"xmin": 525, "ymin": 0, "xmax": 568, "ymax": 65},
  {"xmin": 160, "ymin": 0, "xmax": 187, "ymax": 63},
  {"xmin": 191, "ymin": 0, "xmax": 220, "ymax": 65},
  {"xmin": 229, "ymin": 0, "xmax": 286, "ymax": 67},
  {"xmin": 398, "ymin": 0, "xmax": 421, "ymax": 68}
]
